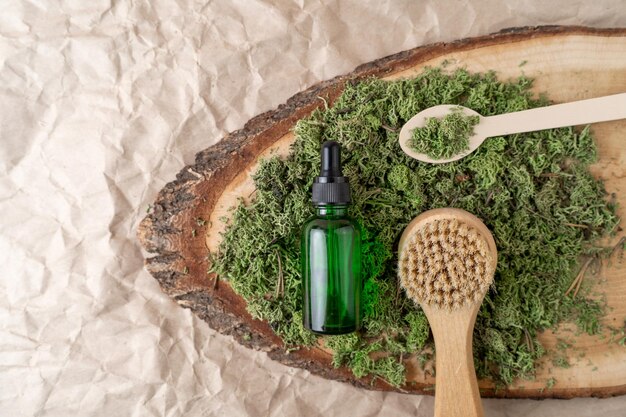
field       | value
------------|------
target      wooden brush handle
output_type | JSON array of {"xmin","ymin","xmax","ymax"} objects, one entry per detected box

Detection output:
[{"xmin": 422, "ymin": 305, "xmax": 483, "ymax": 417}]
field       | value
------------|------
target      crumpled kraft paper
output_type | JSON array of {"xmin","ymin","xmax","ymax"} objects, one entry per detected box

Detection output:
[{"xmin": 2, "ymin": 1, "xmax": 626, "ymax": 416}]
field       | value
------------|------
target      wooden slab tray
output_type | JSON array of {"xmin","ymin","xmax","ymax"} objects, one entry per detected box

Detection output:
[{"xmin": 138, "ymin": 26, "xmax": 626, "ymax": 399}]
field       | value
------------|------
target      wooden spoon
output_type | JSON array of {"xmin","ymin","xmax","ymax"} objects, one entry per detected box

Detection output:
[
  {"xmin": 399, "ymin": 92, "xmax": 626, "ymax": 164},
  {"xmin": 398, "ymin": 208, "xmax": 498, "ymax": 417}
]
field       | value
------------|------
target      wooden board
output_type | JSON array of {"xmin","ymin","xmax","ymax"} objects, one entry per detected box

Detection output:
[{"xmin": 137, "ymin": 26, "xmax": 626, "ymax": 398}]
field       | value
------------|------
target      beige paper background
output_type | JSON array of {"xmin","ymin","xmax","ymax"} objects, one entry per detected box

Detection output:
[{"xmin": 2, "ymin": 1, "xmax": 626, "ymax": 416}]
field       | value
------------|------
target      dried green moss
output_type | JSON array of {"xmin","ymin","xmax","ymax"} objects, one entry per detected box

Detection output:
[
  {"xmin": 408, "ymin": 106, "xmax": 479, "ymax": 159},
  {"xmin": 325, "ymin": 334, "xmax": 407, "ymax": 386},
  {"xmin": 552, "ymin": 355, "xmax": 572, "ymax": 369},
  {"xmin": 211, "ymin": 67, "xmax": 621, "ymax": 387}
]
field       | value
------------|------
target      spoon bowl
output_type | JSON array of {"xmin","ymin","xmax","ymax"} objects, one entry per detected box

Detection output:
[
  {"xmin": 399, "ymin": 93, "xmax": 626, "ymax": 164},
  {"xmin": 398, "ymin": 105, "xmax": 485, "ymax": 164}
]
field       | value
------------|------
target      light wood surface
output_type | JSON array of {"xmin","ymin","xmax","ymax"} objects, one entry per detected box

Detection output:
[
  {"xmin": 138, "ymin": 27, "xmax": 626, "ymax": 398},
  {"xmin": 399, "ymin": 208, "xmax": 498, "ymax": 417}
]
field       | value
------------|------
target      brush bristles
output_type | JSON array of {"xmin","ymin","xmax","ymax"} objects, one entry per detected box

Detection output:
[{"xmin": 399, "ymin": 218, "xmax": 494, "ymax": 309}]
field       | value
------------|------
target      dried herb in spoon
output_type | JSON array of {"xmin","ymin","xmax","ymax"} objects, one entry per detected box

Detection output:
[{"xmin": 409, "ymin": 106, "xmax": 479, "ymax": 159}]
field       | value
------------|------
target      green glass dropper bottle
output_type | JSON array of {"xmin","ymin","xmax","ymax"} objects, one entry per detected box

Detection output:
[{"xmin": 301, "ymin": 141, "xmax": 362, "ymax": 335}]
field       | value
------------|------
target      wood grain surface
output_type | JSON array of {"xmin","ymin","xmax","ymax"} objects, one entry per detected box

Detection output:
[{"xmin": 137, "ymin": 26, "xmax": 626, "ymax": 398}]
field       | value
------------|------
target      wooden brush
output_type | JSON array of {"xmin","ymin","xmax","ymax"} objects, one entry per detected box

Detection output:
[{"xmin": 398, "ymin": 208, "xmax": 497, "ymax": 417}]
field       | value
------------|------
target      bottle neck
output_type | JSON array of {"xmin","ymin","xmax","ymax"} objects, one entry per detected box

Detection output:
[{"xmin": 315, "ymin": 204, "xmax": 348, "ymax": 216}]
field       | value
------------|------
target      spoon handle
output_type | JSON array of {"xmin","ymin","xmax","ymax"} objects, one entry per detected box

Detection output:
[
  {"xmin": 479, "ymin": 93, "xmax": 626, "ymax": 137},
  {"xmin": 423, "ymin": 305, "xmax": 484, "ymax": 417}
]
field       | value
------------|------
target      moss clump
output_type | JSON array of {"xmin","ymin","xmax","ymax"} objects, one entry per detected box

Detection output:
[
  {"xmin": 211, "ymin": 67, "xmax": 621, "ymax": 387},
  {"xmin": 325, "ymin": 334, "xmax": 406, "ymax": 386},
  {"xmin": 409, "ymin": 106, "xmax": 479, "ymax": 159}
]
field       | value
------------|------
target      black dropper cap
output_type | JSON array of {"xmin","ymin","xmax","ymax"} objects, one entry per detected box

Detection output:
[{"xmin": 312, "ymin": 141, "xmax": 351, "ymax": 205}]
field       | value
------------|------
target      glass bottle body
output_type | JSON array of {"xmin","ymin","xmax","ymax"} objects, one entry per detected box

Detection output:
[{"xmin": 301, "ymin": 205, "xmax": 361, "ymax": 335}]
